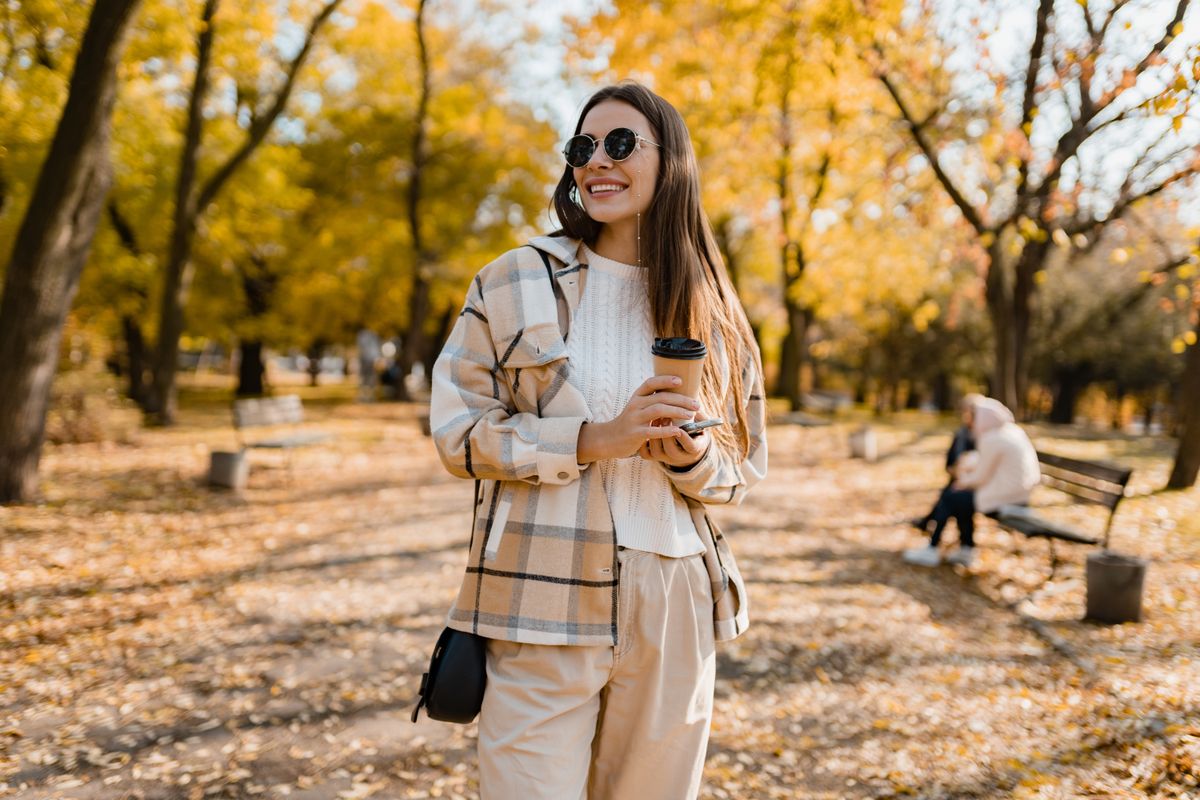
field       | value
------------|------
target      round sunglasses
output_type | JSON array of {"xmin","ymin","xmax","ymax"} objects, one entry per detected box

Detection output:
[{"xmin": 562, "ymin": 127, "xmax": 660, "ymax": 168}]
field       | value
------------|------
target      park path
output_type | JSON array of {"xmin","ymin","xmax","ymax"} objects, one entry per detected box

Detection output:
[{"xmin": 1, "ymin": 402, "xmax": 1198, "ymax": 799}]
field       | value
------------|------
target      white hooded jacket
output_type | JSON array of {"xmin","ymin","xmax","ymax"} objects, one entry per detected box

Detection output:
[{"xmin": 956, "ymin": 398, "xmax": 1040, "ymax": 513}]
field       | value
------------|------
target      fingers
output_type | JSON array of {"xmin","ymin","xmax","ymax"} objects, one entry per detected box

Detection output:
[
  {"xmin": 639, "ymin": 402, "xmax": 697, "ymax": 423},
  {"xmin": 636, "ymin": 375, "xmax": 685, "ymax": 396},
  {"xmin": 644, "ymin": 424, "xmax": 684, "ymax": 440},
  {"xmin": 640, "ymin": 391, "xmax": 699, "ymax": 410},
  {"xmin": 674, "ymin": 429, "xmax": 704, "ymax": 454}
]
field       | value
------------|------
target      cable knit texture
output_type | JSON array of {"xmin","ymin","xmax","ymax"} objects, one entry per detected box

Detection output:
[{"xmin": 567, "ymin": 246, "xmax": 704, "ymax": 557}]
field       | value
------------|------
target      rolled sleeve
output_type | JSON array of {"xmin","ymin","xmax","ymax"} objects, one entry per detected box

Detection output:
[{"xmin": 534, "ymin": 415, "xmax": 588, "ymax": 484}]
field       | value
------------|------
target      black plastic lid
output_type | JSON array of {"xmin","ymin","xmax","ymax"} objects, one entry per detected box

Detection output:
[{"xmin": 651, "ymin": 337, "xmax": 707, "ymax": 360}]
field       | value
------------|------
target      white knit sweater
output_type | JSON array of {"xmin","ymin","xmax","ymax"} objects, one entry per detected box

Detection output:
[{"xmin": 567, "ymin": 246, "xmax": 704, "ymax": 558}]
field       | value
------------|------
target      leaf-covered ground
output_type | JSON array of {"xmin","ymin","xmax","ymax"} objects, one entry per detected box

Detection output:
[{"xmin": 1, "ymin": 400, "xmax": 1197, "ymax": 799}]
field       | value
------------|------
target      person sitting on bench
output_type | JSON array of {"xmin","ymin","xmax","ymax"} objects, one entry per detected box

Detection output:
[
  {"xmin": 910, "ymin": 393, "xmax": 982, "ymax": 534},
  {"xmin": 904, "ymin": 397, "xmax": 1040, "ymax": 568}
]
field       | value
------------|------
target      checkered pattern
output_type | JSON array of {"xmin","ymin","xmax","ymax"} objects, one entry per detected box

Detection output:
[{"xmin": 430, "ymin": 236, "xmax": 767, "ymax": 646}]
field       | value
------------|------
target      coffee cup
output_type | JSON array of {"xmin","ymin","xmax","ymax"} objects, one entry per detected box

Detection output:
[{"xmin": 651, "ymin": 337, "xmax": 707, "ymax": 406}]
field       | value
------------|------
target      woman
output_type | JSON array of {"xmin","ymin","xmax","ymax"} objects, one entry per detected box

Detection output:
[
  {"xmin": 430, "ymin": 82, "xmax": 767, "ymax": 799},
  {"xmin": 904, "ymin": 397, "xmax": 1040, "ymax": 568}
]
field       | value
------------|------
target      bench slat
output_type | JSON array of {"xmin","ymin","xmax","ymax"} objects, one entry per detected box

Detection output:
[
  {"xmin": 1037, "ymin": 452, "xmax": 1132, "ymax": 486},
  {"xmin": 1040, "ymin": 474, "xmax": 1124, "ymax": 510}
]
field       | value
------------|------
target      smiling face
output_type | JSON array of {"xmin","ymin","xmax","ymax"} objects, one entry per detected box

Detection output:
[{"xmin": 572, "ymin": 99, "xmax": 660, "ymax": 226}]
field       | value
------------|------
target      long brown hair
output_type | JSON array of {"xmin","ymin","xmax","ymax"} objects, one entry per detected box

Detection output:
[{"xmin": 552, "ymin": 82, "xmax": 759, "ymax": 458}]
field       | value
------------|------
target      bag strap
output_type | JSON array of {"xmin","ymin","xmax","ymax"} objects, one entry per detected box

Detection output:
[
  {"xmin": 528, "ymin": 245, "xmax": 571, "ymax": 340},
  {"xmin": 411, "ymin": 480, "xmax": 481, "ymax": 723}
]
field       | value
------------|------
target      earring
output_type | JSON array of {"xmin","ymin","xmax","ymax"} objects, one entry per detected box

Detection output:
[{"xmin": 570, "ymin": 183, "xmax": 585, "ymax": 210}]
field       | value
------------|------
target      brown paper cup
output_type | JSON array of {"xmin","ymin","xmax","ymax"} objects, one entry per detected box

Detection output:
[
  {"xmin": 651, "ymin": 354, "xmax": 704, "ymax": 400},
  {"xmin": 651, "ymin": 338, "xmax": 707, "ymax": 423}
]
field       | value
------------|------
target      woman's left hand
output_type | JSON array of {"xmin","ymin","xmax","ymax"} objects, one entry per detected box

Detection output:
[{"xmin": 638, "ymin": 420, "xmax": 709, "ymax": 470}]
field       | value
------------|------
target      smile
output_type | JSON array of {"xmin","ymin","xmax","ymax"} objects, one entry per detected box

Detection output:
[{"xmin": 588, "ymin": 183, "xmax": 628, "ymax": 196}]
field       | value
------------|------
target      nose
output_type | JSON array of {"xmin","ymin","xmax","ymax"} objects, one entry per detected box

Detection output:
[{"xmin": 585, "ymin": 143, "xmax": 612, "ymax": 169}]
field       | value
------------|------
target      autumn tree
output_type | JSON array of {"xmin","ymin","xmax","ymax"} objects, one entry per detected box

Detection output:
[
  {"xmin": 146, "ymin": 0, "xmax": 344, "ymax": 424},
  {"xmin": 0, "ymin": 0, "xmax": 142, "ymax": 504},
  {"xmin": 873, "ymin": 0, "xmax": 1200, "ymax": 412}
]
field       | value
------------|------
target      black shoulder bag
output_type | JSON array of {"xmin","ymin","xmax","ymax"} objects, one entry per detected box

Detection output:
[{"xmin": 411, "ymin": 481, "xmax": 487, "ymax": 724}]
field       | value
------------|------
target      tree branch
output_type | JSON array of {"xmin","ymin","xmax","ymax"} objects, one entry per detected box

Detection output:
[
  {"xmin": 1022, "ymin": 0, "xmax": 1190, "ymax": 222},
  {"xmin": 1098, "ymin": 0, "xmax": 1134, "ymax": 43},
  {"xmin": 195, "ymin": 0, "xmax": 344, "ymax": 213},
  {"xmin": 1014, "ymin": 0, "xmax": 1055, "ymax": 202},
  {"xmin": 1094, "ymin": 0, "xmax": 1190, "ymax": 112},
  {"xmin": 107, "ymin": 199, "xmax": 141, "ymax": 257},
  {"xmin": 1067, "ymin": 161, "xmax": 1199, "ymax": 236},
  {"xmin": 875, "ymin": 66, "xmax": 989, "ymax": 234}
]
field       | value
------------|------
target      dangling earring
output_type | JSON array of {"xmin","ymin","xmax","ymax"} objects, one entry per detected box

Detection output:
[
  {"xmin": 637, "ymin": 210, "xmax": 642, "ymax": 267},
  {"xmin": 635, "ymin": 162, "xmax": 643, "ymax": 267},
  {"xmin": 570, "ymin": 183, "xmax": 585, "ymax": 210}
]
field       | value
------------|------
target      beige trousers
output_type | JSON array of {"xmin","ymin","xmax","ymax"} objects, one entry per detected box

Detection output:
[{"xmin": 478, "ymin": 548, "xmax": 716, "ymax": 800}]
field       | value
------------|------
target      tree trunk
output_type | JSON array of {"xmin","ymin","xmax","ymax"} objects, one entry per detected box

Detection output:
[
  {"xmin": 905, "ymin": 384, "xmax": 921, "ymax": 410},
  {"xmin": 396, "ymin": 0, "xmax": 432, "ymax": 403},
  {"xmin": 1013, "ymin": 239, "xmax": 1050, "ymax": 415},
  {"xmin": 122, "ymin": 314, "xmax": 149, "ymax": 407},
  {"xmin": 1049, "ymin": 364, "xmax": 1090, "ymax": 425},
  {"xmin": 236, "ymin": 341, "xmax": 265, "ymax": 396},
  {"xmin": 1167, "ymin": 319, "xmax": 1200, "ymax": 489},
  {"xmin": 932, "ymin": 370, "xmax": 951, "ymax": 412},
  {"xmin": 306, "ymin": 341, "xmax": 324, "ymax": 387},
  {"xmin": 984, "ymin": 243, "xmax": 1018, "ymax": 412},
  {"xmin": 422, "ymin": 303, "xmax": 456, "ymax": 379},
  {"xmin": 149, "ymin": 0, "xmax": 216, "ymax": 424},
  {"xmin": 0, "ymin": 0, "xmax": 141, "ymax": 504},
  {"xmin": 777, "ymin": 297, "xmax": 809, "ymax": 411}
]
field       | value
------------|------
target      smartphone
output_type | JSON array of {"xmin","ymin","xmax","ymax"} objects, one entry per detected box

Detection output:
[{"xmin": 679, "ymin": 418, "xmax": 724, "ymax": 437}]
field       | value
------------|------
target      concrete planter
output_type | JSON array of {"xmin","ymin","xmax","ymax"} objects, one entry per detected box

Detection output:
[
  {"xmin": 848, "ymin": 426, "xmax": 877, "ymax": 462},
  {"xmin": 208, "ymin": 450, "xmax": 248, "ymax": 490},
  {"xmin": 1086, "ymin": 551, "xmax": 1147, "ymax": 624}
]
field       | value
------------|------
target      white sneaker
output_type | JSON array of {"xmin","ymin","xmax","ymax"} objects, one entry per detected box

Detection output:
[
  {"xmin": 945, "ymin": 546, "xmax": 976, "ymax": 567},
  {"xmin": 903, "ymin": 545, "xmax": 941, "ymax": 567}
]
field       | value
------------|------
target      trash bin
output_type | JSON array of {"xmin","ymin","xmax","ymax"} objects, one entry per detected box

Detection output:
[
  {"xmin": 1086, "ymin": 551, "xmax": 1147, "ymax": 624},
  {"xmin": 209, "ymin": 450, "xmax": 248, "ymax": 490},
  {"xmin": 848, "ymin": 426, "xmax": 877, "ymax": 461}
]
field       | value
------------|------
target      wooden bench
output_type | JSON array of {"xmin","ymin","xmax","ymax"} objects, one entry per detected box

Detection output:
[
  {"xmin": 233, "ymin": 394, "xmax": 328, "ymax": 450},
  {"xmin": 991, "ymin": 451, "xmax": 1133, "ymax": 580}
]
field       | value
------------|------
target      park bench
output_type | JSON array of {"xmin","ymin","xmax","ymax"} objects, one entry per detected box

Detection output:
[
  {"xmin": 990, "ymin": 451, "xmax": 1133, "ymax": 580},
  {"xmin": 233, "ymin": 394, "xmax": 328, "ymax": 450},
  {"xmin": 209, "ymin": 395, "xmax": 329, "ymax": 488}
]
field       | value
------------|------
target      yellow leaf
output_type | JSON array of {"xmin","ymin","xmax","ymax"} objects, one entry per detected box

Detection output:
[
  {"xmin": 1176, "ymin": 284, "xmax": 1190, "ymax": 300},
  {"xmin": 1173, "ymin": 338, "xmax": 1187, "ymax": 354},
  {"xmin": 1185, "ymin": 330, "xmax": 1198, "ymax": 346}
]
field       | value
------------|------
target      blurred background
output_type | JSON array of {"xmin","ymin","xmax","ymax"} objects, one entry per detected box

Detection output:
[{"xmin": 2, "ymin": 2, "xmax": 1200, "ymax": 798}]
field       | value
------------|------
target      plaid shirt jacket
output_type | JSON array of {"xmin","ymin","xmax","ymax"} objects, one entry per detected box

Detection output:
[{"xmin": 430, "ymin": 235, "xmax": 768, "ymax": 646}]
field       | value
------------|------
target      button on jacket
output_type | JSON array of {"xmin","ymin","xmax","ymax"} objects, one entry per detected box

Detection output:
[{"xmin": 430, "ymin": 235, "xmax": 768, "ymax": 646}]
